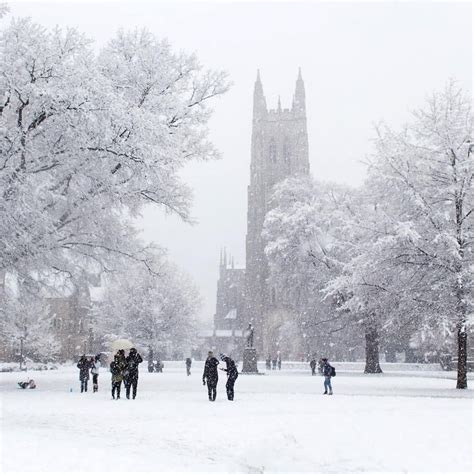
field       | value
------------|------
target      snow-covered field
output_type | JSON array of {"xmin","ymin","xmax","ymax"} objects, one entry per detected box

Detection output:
[{"xmin": 1, "ymin": 362, "xmax": 472, "ymax": 473}]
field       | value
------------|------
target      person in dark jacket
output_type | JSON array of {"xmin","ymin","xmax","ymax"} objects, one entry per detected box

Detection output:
[
  {"xmin": 116, "ymin": 349, "xmax": 127, "ymax": 367},
  {"xmin": 265, "ymin": 355, "xmax": 271, "ymax": 370},
  {"xmin": 185, "ymin": 357, "xmax": 192, "ymax": 376},
  {"xmin": 202, "ymin": 351, "xmax": 219, "ymax": 401},
  {"xmin": 124, "ymin": 348, "xmax": 143, "ymax": 399},
  {"xmin": 110, "ymin": 354, "xmax": 125, "ymax": 399},
  {"xmin": 219, "ymin": 354, "xmax": 239, "ymax": 401},
  {"xmin": 321, "ymin": 358, "xmax": 334, "ymax": 395},
  {"xmin": 77, "ymin": 355, "xmax": 91, "ymax": 393},
  {"xmin": 310, "ymin": 357, "xmax": 317, "ymax": 376}
]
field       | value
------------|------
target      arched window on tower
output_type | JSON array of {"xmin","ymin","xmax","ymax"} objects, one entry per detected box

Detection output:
[
  {"xmin": 283, "ymin": 140, "xmax": 291, "ymax": 163},
  {"xmin": 269, "ymin": 138, "xmax": 277, "ymax": 163}
]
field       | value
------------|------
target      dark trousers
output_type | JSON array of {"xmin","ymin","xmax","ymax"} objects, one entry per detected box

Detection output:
[
  {"xmin": 112, "ymin": 381, "xmax": 121, "ymax": 399},
  {"xmin": 80, "ymin": 379, "xmax": 88, "ymax": 392},
  {"xmin": 186, "ymin": 366, "xmax": 191, "ymax": 376},
  {"xmin": 207, "ymin": 383, "xmax": 217, "ymax": 401},
  {"xmin": 311, "ymin": 367, "xmax": 316, "ymax": 376},
  {"xmin": 92, "ymin": 374, "xmax": 99, "ymax": 392},
  {"xmin": 125, "ymin": 377, "xmax": 138, "ymax": 399},
  {"xmin": 226, "ymin": 376, "xmax": 237, "ymax": 400}
]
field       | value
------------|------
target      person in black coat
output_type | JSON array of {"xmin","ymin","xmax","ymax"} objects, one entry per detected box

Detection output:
[
  {"xmin": 124, "ymin": 348, "xmax": 143, "ymax": 399},
  {"xmin": 77, "ymin": 355, "xmax": 91, "ymax": 393},
  {"xmin": 202, "ymin": 351, "xmax": 219, "ymax": 401},
  {"xmin": 219, "ymin": 354, "xmax": 239, "ymax": 401},
  {"xmin": 310, "ymin": 357, "xmax": 317, "ymax": 376}
]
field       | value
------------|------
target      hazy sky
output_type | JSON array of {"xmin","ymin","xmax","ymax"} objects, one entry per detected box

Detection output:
[{"xmin": 9, "ymin": 0, "xmax": 472, "ymax": 324}]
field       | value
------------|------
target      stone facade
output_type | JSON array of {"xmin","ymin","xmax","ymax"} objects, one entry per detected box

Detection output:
[{"xmin": 214, "ymin": 70, "xmax": 310, "ymax": 356}]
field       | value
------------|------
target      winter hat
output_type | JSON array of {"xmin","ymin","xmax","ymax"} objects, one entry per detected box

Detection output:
[
  {"xmin": 219, "ymin": 353, "xmax": 226, "ymax": 361},
  {"xmin": 208, "ymin": 351, "xmax": 214, "ymax": 357}
]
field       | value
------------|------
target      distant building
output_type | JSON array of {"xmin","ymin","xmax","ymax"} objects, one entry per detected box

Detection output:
[
  {"xmin": 0, "ymin": 270, "xmax": 103, "ymax": 362},
  {"xmin": 214, "ymin": 70, "xmax": 310, "ymax": 356}
]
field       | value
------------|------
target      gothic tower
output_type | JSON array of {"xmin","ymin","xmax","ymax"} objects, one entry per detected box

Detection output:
[{"xmin": 245, "ymin": 69, "xmax": 310, "ymax": 352}]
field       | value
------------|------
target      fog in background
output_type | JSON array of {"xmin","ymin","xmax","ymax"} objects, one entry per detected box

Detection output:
[{"xmin": 11, "ymin": 0, "xmax": 472, "ymax": 325}]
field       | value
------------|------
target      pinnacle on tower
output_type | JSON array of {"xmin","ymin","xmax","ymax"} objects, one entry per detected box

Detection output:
[
  {"xmin": 253, "ymin": 69, "xmax": 267, "ymax": 120},
  {"xmin": 293, "ymin": 68, "xmax": 306, "ymax": 116}
]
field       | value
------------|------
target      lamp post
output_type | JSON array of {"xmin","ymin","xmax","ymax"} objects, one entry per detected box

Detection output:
[{"xmin": 19, "ymin": 336, "xmax": 25, "ymax": 371}]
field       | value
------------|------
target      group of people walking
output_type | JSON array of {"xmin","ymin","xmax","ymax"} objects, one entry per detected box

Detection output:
[
  {"xmin": 109, "ymin": 348, "xmax": 143, "ymax": 399},
  {"xmin": 77, "ymin": 354, "xmax": 101, "ymax": 393},
  {"xmin": 265, "ymin": 353, "xmax": 282, "ymax": 370},
  {"xmin": 77, "ymin": 348, "xmax": 143, "ymax": 399},
  {"xmin": 202, "ymin": 351, "xmax": 239, "ymax": 401}
]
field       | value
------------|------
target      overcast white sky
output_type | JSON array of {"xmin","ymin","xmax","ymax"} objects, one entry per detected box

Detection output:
[{"xmin": 9, "ymin": 0, "xmax": 472, "ymax": 324}]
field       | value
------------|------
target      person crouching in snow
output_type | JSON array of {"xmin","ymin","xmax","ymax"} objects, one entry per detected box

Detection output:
[
  {"xmin": 124, "ymin": 348, "xmax": 143, "ymax": 399},
  {"xmin": 77, "ymin": 354, "xmax": 91, "ymax": 393},
  {"xmin": 91, "ymin": 354, "xmax": 101, "ymax": 393},
  {"xmin": 110, "ymin": 354, "xmax": 125, "ymax": 399},
  {"xmin": 321, "ymin": 358, "xmax": 334, "ymax": 395},
  {"xmin": 18, "ymin": 379, "xmax": 36, "ymax": 389},
  {"xmin": 219, "ymin": 354, "xmax": 239, "ymax": 401},
  {"xmin": 202, "ymin": 351, "xmax": 219, "ymax": 401}
]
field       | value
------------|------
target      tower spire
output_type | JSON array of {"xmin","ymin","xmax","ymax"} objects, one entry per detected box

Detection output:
[
  {"xmin": 253, "ymin": 69, "xmax": 267, "ymax": 120},
  {"xmin": 293, "ymin": 68, "xmax": 306, "ymax": 117}
]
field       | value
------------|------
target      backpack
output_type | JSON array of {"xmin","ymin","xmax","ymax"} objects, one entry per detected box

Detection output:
[{"xmin": 330, "ymin": 366, "xmax": 336, "ymax": 377}]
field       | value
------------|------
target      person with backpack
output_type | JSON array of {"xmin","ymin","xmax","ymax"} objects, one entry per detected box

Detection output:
[
  {"xmin": 202, "ymin": 351, "xmax": 219, "ymax": 401},
  {"xmin": 321, "ymin": 358, "xmax": 335, "ymax": 395},
  {"xmin": 110, "ymin": 354, "xmax": 126, "ymax": 399},
  {"xmin": 91, "ymin": 354, "xmax": 101, "ymax": 393},
  {"xmin": 219, "ymin": 354, "xmax": 239, "ymax": 401},
  {"xmin": 77, "ymin": 355, "xmax": 91, "ymax": 393},
  {"xmin": 124, "ymin": 348, "xmax": 143, "ymax": 399}
]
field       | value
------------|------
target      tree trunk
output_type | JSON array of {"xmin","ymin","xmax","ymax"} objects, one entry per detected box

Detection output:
[
  {"xmin": 364, "ymin": 325, "xmax": 383, "ymax": 373},
  {"xmin": 453, "ymin": 179, "xmax": 468, "ymax": 389},
  {"xmin": 454, "ymin": 260, "xmax": 467, "ymax": 389},
  {"xmin": 456, "ymin": 324, "xmax": 468, "ymax": 389}
]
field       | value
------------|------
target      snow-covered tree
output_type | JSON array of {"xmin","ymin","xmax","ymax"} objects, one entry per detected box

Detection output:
[
  {"xmin": 0, "ymin": 18, "xmax": 228, "ymax": 282},
  {"xmin": 0, "ymin": 276, "xmax": 60, "ymax": 362},
  {"xmin": 94, "ymin": 257, "xmax": 200, "ymax": 358},
  {"xmin": 363, "ymin": 82, "xmax": 473, "ymax": 388},
  {"xmin": 0, "ymin": 16, "xmax": 226, "ymax": 358},
  {"xmin": 263, "ymin": 176, "xmax": 364, "ymax": 360}
]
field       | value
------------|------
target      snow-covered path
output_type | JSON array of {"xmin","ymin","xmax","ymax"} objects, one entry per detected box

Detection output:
[{"xmin": 1, "ymin": 363, "xmax": 472, "ymax": 472}]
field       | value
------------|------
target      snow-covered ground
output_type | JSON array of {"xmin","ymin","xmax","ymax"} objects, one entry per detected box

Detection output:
[{"xmin": 0, "ymin": 362, "xmax": 472, "ymax": 472}]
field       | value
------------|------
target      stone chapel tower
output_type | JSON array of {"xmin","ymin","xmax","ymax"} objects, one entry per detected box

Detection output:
[{"xmin": 245, "ymin": 69, "xmax": 310, "ymax": 352}]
